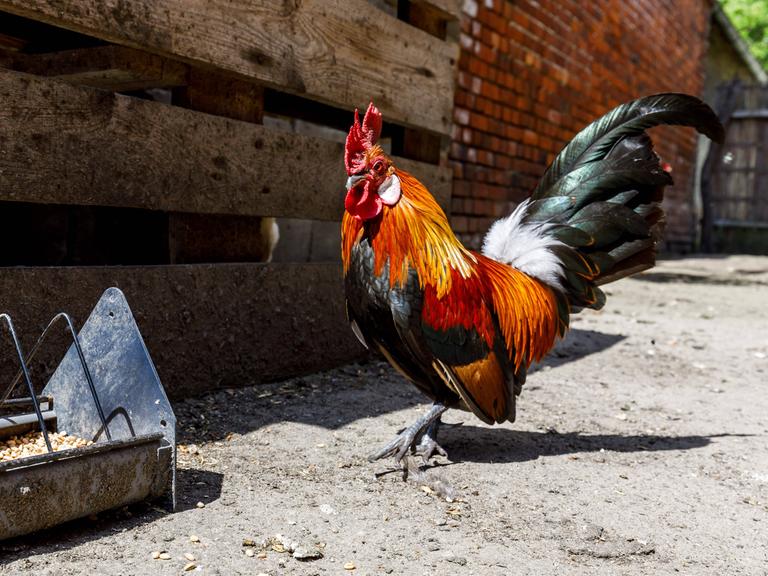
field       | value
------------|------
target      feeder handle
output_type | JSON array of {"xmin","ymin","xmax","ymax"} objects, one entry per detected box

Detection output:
[{"xmin": 0, "ymin": 314, "xmax": 53, "ymax": 452}]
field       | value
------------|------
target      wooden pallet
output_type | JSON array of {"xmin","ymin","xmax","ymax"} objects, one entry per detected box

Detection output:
[{"xmin": 0, "ymin": 0, "xmax": 460, "ymax": 396}]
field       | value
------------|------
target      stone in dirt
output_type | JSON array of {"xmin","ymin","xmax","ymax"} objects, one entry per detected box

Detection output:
[{"xmin": 292, "ymin": 545, "xmax": 324, "ymax": 560}]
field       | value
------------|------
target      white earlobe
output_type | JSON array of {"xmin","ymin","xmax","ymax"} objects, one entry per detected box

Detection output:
[{"xmin": 377, "ymin": 174, "xmax": 401, "ymax": 206}]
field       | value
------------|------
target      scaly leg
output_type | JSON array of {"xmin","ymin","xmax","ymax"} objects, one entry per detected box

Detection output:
[
  {"xmin": 413, "ymin": 417, "xmax": 448, "ymax": 463},
  {"xmin": 368, "ymin": 403, "xmax": 448, "ymax": 467}
]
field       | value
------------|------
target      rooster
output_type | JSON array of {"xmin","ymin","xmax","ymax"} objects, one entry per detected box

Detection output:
[{"xmin": 341, "ymin": 95, "xmax": 723, "ymax": 470}]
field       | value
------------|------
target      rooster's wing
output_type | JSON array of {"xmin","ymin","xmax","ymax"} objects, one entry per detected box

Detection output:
[{"xmin": 416, "ymin": 255, "xmax": 567, "ymax": 424}]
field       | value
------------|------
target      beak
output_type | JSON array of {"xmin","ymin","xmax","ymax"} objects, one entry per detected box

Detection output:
[{"xmin": 346, "ymin": 173, "xmax": 366, "ymax": 191}]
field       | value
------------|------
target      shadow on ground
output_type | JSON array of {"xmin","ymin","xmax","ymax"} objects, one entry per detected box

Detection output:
[
  {"xmin": 440, "ymin": 426, "xmax": 739, "ymax": 464},
  {"xmin": 633, "ymin": 271, "xmax": 768, "ymax": 287},
  {"xmin": 535, "ymin": 328, "xmax": 625, "ymax": 371},
  {"xmin": 0, "ymin": 329, "xmax": 728, "ymax": 566},
  {"xmin": 175, "ymin": 468, "xmax": 224, "ymax": 511},
  {"xmin": 175, "ymin": 328, "xmax": 626, "ymax": 445},
  {"xmin": 0, "ymin": 328, "xmax": 652, "ymax": 559}
]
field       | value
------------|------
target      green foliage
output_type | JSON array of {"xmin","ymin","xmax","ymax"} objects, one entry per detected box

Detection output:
[{"xmin": 720, "ymin": 0, "xmax": 768, "ymax": 68}]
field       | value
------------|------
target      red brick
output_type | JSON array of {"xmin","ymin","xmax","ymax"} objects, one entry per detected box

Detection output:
[
  {"xmin": 452, "ymin": 180, "xmax": 472, "ymax": 198},
  {"xmin": 452, "ymin": 216, "xmax": 469, "ymax": 232},
  {"xmin": 450, "ymin": 0, "xmax": 708, "ymax": 249}
]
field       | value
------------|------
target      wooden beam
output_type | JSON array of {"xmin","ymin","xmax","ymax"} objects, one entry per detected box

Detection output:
[
  {"xmin": 0, "ymin": 68, "xmax": 451, "ymax": 220},
  {"xmin": 0, "ymin": 263, "xmax": 364, "ymax": 399},
  {"xmin": 0, "ymin": 0, "xmax": 458, "ymax": 135},
  {"xmin": 172, "ymin": 67, "xmax": 263, "ymax": 124},
  {"xmin": 4, "ymin": 45, "xmax": 188, "ymax": 91},
  {"xmin": 403, "ymin": 0, "xmax": 463, "ymax": 39},
  {"xmin": 169, "ymin": 67, "xmax": 271, "ymax": 262},
  {"xmin": 413, "ymin": 0, "xmax": 462, "ymax": 20},
  {"xmin": 731, "ymin": 110, "xmax": 768, "ymax": 120},
  {"xmin": 713, "ymin": 219, "xmax": 768, "ymax": 229}
]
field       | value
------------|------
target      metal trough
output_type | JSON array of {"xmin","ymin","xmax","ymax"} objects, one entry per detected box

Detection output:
[{"xmin": 0, "ymin": 287, "xmax": 175, "ymax": 540}]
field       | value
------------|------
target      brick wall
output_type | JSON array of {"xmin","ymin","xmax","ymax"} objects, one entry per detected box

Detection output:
[{"xmin": 451, "ymin": 0, "xmax": 713, "ymax": 251}]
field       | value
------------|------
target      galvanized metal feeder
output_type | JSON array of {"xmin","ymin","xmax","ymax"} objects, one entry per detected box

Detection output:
[{"xmin": 0, "ymin": 287, "xmax": 175, "ymax": 540}]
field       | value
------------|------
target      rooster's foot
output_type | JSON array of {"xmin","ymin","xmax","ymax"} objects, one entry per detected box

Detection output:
[
  {"xmin": 368, "ymin": 402, "xmax": 448, "ymax": 479},
  {"xmin": 413, "ymin": 419, "xmax": 448, "ymax": 463}
]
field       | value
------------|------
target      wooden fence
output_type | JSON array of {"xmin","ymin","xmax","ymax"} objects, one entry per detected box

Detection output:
[
  {"xmin": 702, "ymin": 82, "xmax": 768, "ymax": 253},
  {"xmin": 0, "ymin": 1, "xmax": 460, "ymax": 397}
]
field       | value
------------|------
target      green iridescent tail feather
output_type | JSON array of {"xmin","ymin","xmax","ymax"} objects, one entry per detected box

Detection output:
[{"xmin": 523, "ymin": 93, "xmax": 724, "ymax": 308}]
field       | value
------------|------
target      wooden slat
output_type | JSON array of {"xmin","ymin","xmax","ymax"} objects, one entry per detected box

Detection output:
[
  {"xmin": 714, "ymin": 219, "xmax": 768, "ymax": 229},
  {"xmin": 0, "ymin": 263, "xmax": 364, "ymax": 398},
  {"xmin": 4, "ymin": 45, "xmax": 188, "ymax": 91},
  {"xmin": 731, "ymin": 109, "xmax": 768, "ymax": 119},
  {"xmin": 168, "ymin": 67, "xmax": 272, "ymax": 263},
  {"xmin": 172, "ymin": 67, "xmax": 264, "ymax": 124},
  {"xmin": 0, "ymin": 68, "xmax": 451, "ymax": 220},
  {"xmin": 414, "ymin": 0, "xmax": 462, "ymax": 20},
  {"xmin": 0, "ymin": 0, "xmax": 458, "ymax": 135}
]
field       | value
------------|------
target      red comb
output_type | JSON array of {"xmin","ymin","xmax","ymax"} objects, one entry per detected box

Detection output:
[{"xmin": 345, "ymin": 102, "xmax": 382, "ymax": 175}]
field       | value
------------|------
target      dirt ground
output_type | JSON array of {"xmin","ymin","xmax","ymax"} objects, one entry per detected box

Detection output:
[{"xmin": 1, "ymin": 254, "xmax": 767, "ymax": 576}]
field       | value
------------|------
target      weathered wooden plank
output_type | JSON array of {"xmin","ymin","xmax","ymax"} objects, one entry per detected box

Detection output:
[
  {"xmin": 406, "ymin": 0, "xmax": 462, "ymax": 39},
  {"xmin": 0, "ymin": 263, "xmax": 364, "ymax": 399},
  {"xmin": 414, "ymin": 0, "xmax": 462, "ymax": 20},
  {"xmin": 0, "ymin": 0, "xmax": 457, "ymax": 135},
  {"xmin": 713, "ymin": 218, "xmax": 768, "ymax": 229},
  {"xmin": 172, "ymin": 67, "xmax": 263, "ymax": 124},
  {"xmin": 0, "ymin": 68, "xmax": 451, "ymax": 220},
  {"xmin": 731, "ymin": 110, "xmax": 768, "ymax": 119},
  {"xmin": 4, "ymin": 45, "xmax": 188, "ymax": 91},
  {"xmin": 168, "ymin": 67, "xmax": 273, "ymax": 263}
]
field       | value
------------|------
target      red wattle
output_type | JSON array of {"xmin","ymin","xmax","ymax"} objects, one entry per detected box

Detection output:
[{"xmin": 345, "ymin": 183, "xmax": 383, "ymax": 221}]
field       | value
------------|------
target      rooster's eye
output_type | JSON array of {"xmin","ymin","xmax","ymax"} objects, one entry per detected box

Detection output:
[{"xmin": 372, "ymin": 160, "xmax": 385, "ymax": 173}]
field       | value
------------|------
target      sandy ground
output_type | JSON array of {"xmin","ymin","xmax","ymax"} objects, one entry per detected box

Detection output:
[{"xmin": 1, "ymin": 254, "xmax": 767, "ymax": 576}]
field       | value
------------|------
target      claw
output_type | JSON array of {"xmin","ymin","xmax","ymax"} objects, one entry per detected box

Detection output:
[
  {"xmin": 414, "ymin": 432, "xmax": 448, "ymax": 464},
  {"xmin": 367, "ymin": 426, "xmax": 420, "ymax": 463},
  {"xmin": 368, "ymin": 403, "xmax": 449, "ymax": 478}
]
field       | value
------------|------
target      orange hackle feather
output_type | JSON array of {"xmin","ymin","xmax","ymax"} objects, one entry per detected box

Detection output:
[{"xmin": 343, "ymin": 170, "xmax": 474, "ymax": 297}]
